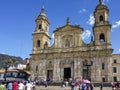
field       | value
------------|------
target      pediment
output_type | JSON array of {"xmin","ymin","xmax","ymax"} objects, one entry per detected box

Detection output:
[{"xmin": 54, "ymin": 25, "xmax": 82, "ymax": 33}]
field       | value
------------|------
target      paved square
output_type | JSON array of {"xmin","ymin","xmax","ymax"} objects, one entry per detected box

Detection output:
[{"xmin": 35, "ymin": 86, "xmax": 112, "ymax": 90}]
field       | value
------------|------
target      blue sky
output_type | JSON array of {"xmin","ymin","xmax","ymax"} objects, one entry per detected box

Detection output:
[{"xmin": 0, "ymin": 0, "xmax": 120, "ymax": 59}]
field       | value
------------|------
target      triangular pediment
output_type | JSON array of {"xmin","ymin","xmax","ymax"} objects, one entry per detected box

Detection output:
[{"xmin": 54, "ymin": 25, "xmax": 82, "ymax": 33}]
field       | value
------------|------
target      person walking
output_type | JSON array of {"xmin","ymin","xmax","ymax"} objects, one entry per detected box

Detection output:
[
  {"xmin": 90, "ymin": 83, "xmax": 94, "ymax": 90},
  {"xmin": 71, "ymin": 81, "xmax": 75, "ymax": 90},
  {"xmin": 100, "ymin": 82, "xmax": 103, "ymax": 90}
]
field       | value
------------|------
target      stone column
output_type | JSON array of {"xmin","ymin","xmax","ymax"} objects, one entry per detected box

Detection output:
[
  {"xmin": 53, "ymin": 59, "xmax": 61, "ymax": 82},
  {"xmin": 78, "ymin": 58, "xmax": 82, "ymax": 81},
  {"xmin": 71, "ymin": 63, "xmax": 74, "ymax": 79},
  {"xmin": 41, "ymin": 60, "xmax": 47, "ymax": 80},
  {"xmin": 107, "ymin": 55, "xmax": 113, "ymax": 82},
  {"xmin": 93, "ymin": 57, "xmax": 102, "ymax": 82},
  {"xmin": 73, "ymin": 58, "xmax": 78, "ymax": 79}
]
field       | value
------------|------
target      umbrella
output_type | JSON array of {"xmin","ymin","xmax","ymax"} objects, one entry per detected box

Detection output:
[{"xmin": 82, "ymin": 79, "xmax": 91, "ymax": 83}]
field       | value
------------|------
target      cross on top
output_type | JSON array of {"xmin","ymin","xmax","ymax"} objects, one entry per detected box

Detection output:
[{"xmin": 99, "ymin": 0, "xmax": 103, "ymax": 4}]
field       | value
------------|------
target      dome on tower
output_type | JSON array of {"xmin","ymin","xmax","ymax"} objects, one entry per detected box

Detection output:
[
  {"xmin": 95, "ymin": 0, "xmax": 108, "ymax": 11},
  {"xmin": 95, "ymin": 4, "xmax": 108, "ymax": 10}
]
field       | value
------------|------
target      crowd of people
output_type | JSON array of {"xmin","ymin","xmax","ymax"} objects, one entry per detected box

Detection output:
[
  {"xmin": 61, "ymin": 79, "xmax": 120, "ymax": 90},
  {"xmin": 1, "ymin": 79, "xmax": 120, "ymax": 90},
  {"xmin": 0, "ymin": 80, "xmax": 35, "ymax": 90},
  {"xmin": 61, "ymin": 79, "xmax": 94, "ymax": 90},
  {"xmin": 0, "ymin": 78, "xmax": 53, "ymax": 90},
  {"xmin": 111, "ymin": 81, "xmax": 120, "ymax": 90}
]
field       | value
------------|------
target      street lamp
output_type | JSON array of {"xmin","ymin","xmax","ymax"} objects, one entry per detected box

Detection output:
[
  {"xmin": 3, "ymin": 59, "xmax": 13, "ymax": 82},
  {"xmin": 83, "ymin": 60, "xmax": 93, "ymax": 80},
  {"xmin": 4, "ymin": 64, "xmax": 9, "ymax": 82}
]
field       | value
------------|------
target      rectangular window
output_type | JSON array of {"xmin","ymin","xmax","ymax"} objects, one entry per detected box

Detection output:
[
  {"xmin": 113, "ymin": 76, "xmax": 117, "ymax": 82},
  {"xmin": 113, "ymin": 67, "xmax": 117, "ymax": 73},
  {"xmin": 113, "ymin": 59, "xmax": 117, "ymax": 63},
  {"xmin": 12, "ymin": 72, "xmax": 18, "ymax": 77},
  {"xmin": 102, "ymin": 63, "xmax": 104, "ymax": 70}
]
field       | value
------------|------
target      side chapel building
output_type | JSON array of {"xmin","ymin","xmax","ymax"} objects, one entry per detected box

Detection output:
[{"xmin": 30, "ymin": 0, "xmax": 120, "ymax": 82}]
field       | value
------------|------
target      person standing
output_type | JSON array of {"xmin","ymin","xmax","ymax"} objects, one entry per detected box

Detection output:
[
  {"xmin": 0, "ymin": 82, "xmax": 6, "ymax": 90},
  {"xmin": 32, "ymin": 81, "xmax": 36, "ymax": 90},
  {"xmin": 7, "ymin": 81, "xmax": 13, "ymax": 90},
  {"xmin": 86, "ymin": 85, "xmax": 90, "ymax": 90},
  {"xmin": 81, "ymin": 83, "xmax": 86, "ymax": 90},
  {"xmin": 65, "ymin": 80, "xmax": 69, "ymax": 87},
  {"xmin": 90, "ymin": 83, "xmax": 94, "ymax": 90},
  {"xmin": 100, "ymin": 82, "xmax": 103, "ymax": 90},
  {"xmin": 79, "ymin": 82, "xmax": 82, "ymax": 90},
  {"xmin": 25, "ymin": 81, "xmax": 33, "ymax": 90},
  {"xmin": 13, "ymin": 81, "xmax": 18, "ymax": 90},
  {"xmin": 18, "ymin": 81, "xmax": 25, "ymax": 90},
  {"xmin": 44, "ymin": 80, "xmax": 48, "ymax": 88}
]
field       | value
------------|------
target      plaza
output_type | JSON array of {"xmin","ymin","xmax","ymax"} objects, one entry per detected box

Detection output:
[{"xmin": 35, "ymin": 86, "xmax": 112, "ymax": 90}]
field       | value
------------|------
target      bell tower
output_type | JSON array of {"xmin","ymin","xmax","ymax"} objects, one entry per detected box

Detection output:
[
  {"xmin": 93, "ymin": 0, "xmax": 111, "ymax": 47},
  {"xmin": 32, "ymin": 6, "xmax": 50, "ymax": 52},
  {"xmin": 92, "ymin": 0, "xmax": 113, "ymax": 82}
]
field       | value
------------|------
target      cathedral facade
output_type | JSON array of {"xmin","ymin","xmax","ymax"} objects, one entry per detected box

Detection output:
[{"xmin": 30, "ymin": 0, "xmax": 114, "ymax": 82}]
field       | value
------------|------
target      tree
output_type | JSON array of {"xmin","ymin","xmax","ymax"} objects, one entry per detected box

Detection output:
[{"xmin": 23, "ymin": 65, "xmax": 31, "ymax": 71}]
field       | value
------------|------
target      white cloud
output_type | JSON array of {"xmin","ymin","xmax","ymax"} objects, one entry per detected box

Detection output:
[
  {"xmin": 0, "ymin": 52, "xmax": 8, "ymax": 55},
  {"xmin": 82, "ymin": 30, "xmax": 91, "ymax": 40},
  {"xmin": 87, "ymin": 14, "xmax": 95, "ymax": 26},
  {"xmin": 112, "ymin": 20, "xmax": 120, "ymax": 29},
  {"xmin": 79, "ymin": 9, "xmax": 87, "ymax": 14},
  {"xmin": 119, "ymin": 49, "xmax": 120, "ymax": 52}
]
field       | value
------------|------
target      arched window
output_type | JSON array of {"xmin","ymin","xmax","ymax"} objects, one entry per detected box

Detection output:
[
  {"xmin": 36, "ymin": 65, "xmax": 38, "ymax": 72},
  {"xmin": 39, "ymin": 24, "xmax": 42, "ymax": 29},
  {"xmin": 65, "ymin": 39, "xmax": 70, "ymax": 47},
  {"xmin": 36, "ymin": 40, "xmax": 40, "ymax": 47},
  {"xmin": 44, "ymin": 42, "xmax": 48, "ymax": 49},
  {"xmin": 99, "ymin": 33, "xmax": 105, "ymax": 42},
  {"xmin": 99, "ymin": 15, "xmax": 104, "ymax": 22}
]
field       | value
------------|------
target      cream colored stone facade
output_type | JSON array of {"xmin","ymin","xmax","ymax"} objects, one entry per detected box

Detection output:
[
  {"xmin": 30, "ymin": 0, "xmax": 119, "ymax": 82},
  {"xmin": 112, "ymin": 54, "xmax": 120, "ymax": 81}
]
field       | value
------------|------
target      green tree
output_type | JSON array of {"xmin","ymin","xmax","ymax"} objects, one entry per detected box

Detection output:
[{"xmin": 23, "ymin": 65, "xmax": 31, "ymax": 71}]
